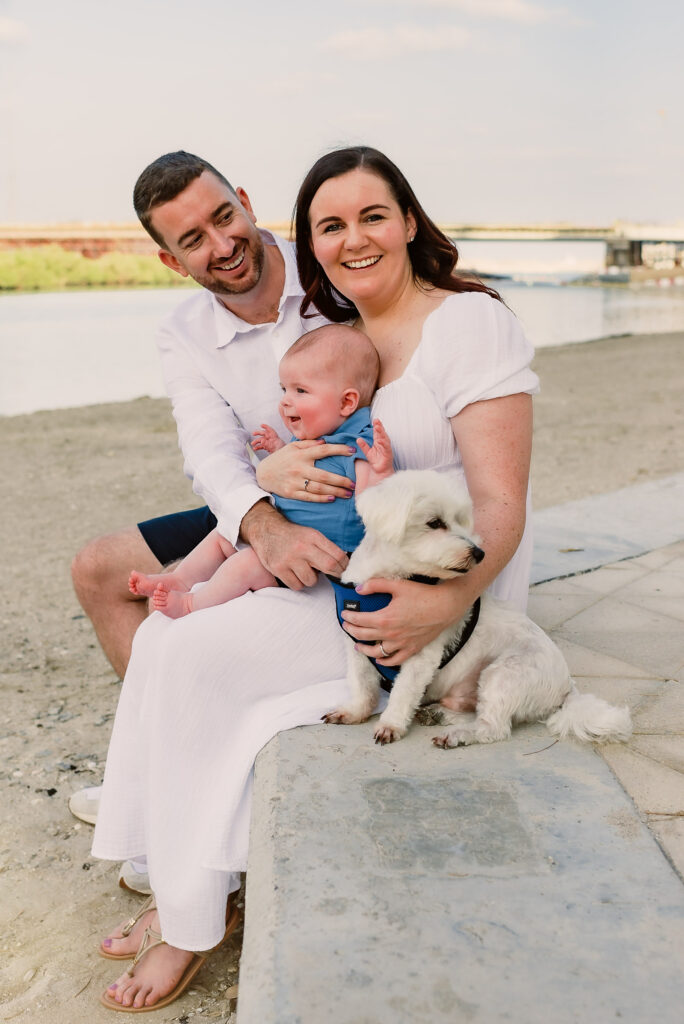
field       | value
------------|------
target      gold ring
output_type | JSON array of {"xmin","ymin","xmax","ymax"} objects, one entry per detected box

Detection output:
[{"xmin": 304, "ymin": 479, "xmax": 310, "ymax": 491}]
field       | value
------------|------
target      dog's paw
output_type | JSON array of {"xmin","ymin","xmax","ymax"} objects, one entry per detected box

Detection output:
[
  {"xmin": 415, "ymin": 703, "xmax": 446, "ymax": 727},
  {"xmin": 374, "ymin": 722, "xmax": 407, "ymax": 745},
  {"xmin": 322, "ymin": 708, "xmax": 368, "ymax": 725},
  {"xmin": 433, "ymin": 730, "xmax": 469, "ymax": 749}
]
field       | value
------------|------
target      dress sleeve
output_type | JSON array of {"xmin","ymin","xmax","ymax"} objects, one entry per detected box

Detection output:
[{"xmin": 424, "ymin": 293, "xmax": 539, "ymax": 419}]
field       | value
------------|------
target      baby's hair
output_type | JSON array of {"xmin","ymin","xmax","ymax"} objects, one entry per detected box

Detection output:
[{"xmin": 283, "ymin": 325, "xmax": 380, "ymax": 407}]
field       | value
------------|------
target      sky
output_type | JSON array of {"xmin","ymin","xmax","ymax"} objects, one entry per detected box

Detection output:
[{"xmin": 1, "ymin": 0, "xmax": 682, "ymax": 227}]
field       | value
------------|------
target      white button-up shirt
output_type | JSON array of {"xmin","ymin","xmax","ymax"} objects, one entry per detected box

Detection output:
[{"xmin": 156, "ymin": 231, "xmax": 328, "ymax": 545}]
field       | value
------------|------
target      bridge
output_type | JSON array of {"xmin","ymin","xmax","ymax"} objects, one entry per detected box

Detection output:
[{"xmin": 1, "ymin": 221, "xmax": 683, "ymax": 268}]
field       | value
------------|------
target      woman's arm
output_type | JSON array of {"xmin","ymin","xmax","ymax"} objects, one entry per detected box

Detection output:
[{"xmin": 341, "ymin": 393, "xmax": 533, "ymax": 664}]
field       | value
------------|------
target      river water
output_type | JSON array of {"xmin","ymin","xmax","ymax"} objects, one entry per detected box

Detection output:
[{"xmin": 2, "ymin": 282, "xmax": 684, "ymax": 416}]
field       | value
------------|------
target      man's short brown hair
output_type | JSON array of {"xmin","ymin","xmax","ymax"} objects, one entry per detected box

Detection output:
[{"xmin": 133, "ymin": 151, "xmax": 234, "ymax": 248}]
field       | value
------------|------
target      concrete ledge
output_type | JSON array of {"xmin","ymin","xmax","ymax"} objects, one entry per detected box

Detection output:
[
  {"xmin": 238, "ymin": 478, "xmax": 684, "ymax": 1022},
  {"xmin": 532, "ymin": 472, "xmax": 684, "ymax": 583},
  {"xmin": 238, "ymin": 721, "xmax": 684, "ymax": 1023}
]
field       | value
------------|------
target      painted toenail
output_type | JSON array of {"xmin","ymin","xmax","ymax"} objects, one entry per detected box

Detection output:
[{"xmin": 103, "ymin": 938, "xmax": 112, "ymax": 947}]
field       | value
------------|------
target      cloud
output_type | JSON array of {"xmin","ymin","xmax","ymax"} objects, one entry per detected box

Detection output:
[
  {"xmin": 323, "ymin": 23, "xmax": 471, "ymax": 59},
  {"xmin": 0, "ymin": 16, "xmax": 28, "ymax": 43},
  {"xmin": 258, "ymin": 70, "xmax": 338, "ymax": 96},
  {"xmin": 348, "ymin": 0, "xmax": 582, "ymax": 26}
]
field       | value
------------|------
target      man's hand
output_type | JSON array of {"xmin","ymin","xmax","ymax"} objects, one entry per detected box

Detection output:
[{"xmin": 240, "ymin": 500, "xmax": 348, "ymax": 589}]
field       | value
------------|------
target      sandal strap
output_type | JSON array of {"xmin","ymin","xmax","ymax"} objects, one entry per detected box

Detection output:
[
  {"xmin": 121, "ymin": 894, "xmax": 157, "ymax": 937},
  {"xmin": 126, "ymin": 925, "xmax": 165, "ymax": 976}
]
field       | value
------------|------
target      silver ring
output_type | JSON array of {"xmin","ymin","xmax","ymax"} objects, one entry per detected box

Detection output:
[
  {"xmin": 379, "ymin": 642, "xmax": 390, "ymax": 658},
  {"xmin": 304, "ymin": 479, "xmax": 310, "ymax": 491}
]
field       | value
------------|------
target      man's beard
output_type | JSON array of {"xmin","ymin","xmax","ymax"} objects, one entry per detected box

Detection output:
[{"xmin": 199, "ymin": 235, "xmax": 266, "ymax": 298}]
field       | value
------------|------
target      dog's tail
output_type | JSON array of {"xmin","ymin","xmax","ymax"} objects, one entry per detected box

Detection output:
[{"xmin": 545, "ymin": 689, "xmax": 632, "ymax": 743}]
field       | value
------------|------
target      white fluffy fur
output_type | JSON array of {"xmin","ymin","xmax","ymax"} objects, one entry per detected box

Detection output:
[{"xmin": 324, "ymin": 470, "xmax": 632, "ymax": 748}]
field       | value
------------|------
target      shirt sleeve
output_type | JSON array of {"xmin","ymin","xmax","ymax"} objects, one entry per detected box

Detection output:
[
  {"xmin": 157, "ymin": 318, "xmax": 271, "ymax": 546},
  {"xmin": 425, "ymin": 293, "xmax": 540, "ymax": 419}
]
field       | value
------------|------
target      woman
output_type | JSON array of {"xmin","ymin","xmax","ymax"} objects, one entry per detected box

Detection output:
[{"xmin": 93, "ymin": 146, "xmax": 538, "ymax": 1011}]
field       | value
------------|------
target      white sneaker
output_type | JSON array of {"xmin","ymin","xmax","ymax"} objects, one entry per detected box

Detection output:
[
  {"xmin": 118, "ymin": 860, "xmax": 152, "ymax": 896},
  {"xmin": 68, "ymin": 785, "xmax": 101, "ymax": 825}
]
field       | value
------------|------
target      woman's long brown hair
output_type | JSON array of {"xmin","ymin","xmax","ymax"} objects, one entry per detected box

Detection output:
[{"xmin": 294, "ymin": 146, "xmax": 503, "ymax": 322}]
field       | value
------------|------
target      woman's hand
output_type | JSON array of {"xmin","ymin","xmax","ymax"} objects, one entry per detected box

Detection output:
[
  {"xmin": 340, "ymin": 576, "xmax": 472, "ymax": 667},
  {"xmin": 256, "ymin": 439, "xmax": 356, "ymax": 502}
]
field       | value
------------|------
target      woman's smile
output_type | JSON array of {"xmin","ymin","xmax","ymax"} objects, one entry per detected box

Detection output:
[{"xmin": 342, "ymin": 255, "xmax": 382, "ymax": 270}]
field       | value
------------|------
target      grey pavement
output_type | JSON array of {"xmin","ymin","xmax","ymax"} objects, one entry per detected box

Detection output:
[
  {"xmin": 237, "ymin": 478, "xmax": 684, "ymax": 1024},
  {"xmin": 531, "ymin": 471, "xmax": 684, "ymax": 583}
]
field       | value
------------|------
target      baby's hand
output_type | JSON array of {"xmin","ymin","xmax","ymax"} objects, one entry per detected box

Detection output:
[
  {"xmin": 357, "ymin": 418, "xmax": 394, "ymax": 479},
  {"xmin": 252, "ymin": 423, "xmax": 285, "ymax": 453}
]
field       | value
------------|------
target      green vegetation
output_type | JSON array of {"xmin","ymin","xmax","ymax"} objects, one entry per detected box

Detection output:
[{"xmin": 0, "ymin": 246, "xmax": 198, "ymax": 292}]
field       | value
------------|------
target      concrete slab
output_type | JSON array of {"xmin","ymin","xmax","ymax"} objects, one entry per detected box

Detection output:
[
  {"xmin": 630, "ymin": 735, "xmax": 684, "ymax": 774},
  {"xmin": 551, "ymin": 637, "xmax": 663, "ymax": 680},
  {"xmin": 531, "ymin": 561, "xmax": 650, "ymax": 596},
  {"xmin": 531, "ymin": 472, "xmax": 684, "ymax": 583},
  {"xmin": 600, "ymin": 744, "xmax": 684, "ymax": 816},
  {"xmin": 649, "ymin": 817, "xmax": 684, "ymax": 878},
  {"xmin": 238, "ymin": 722, "xmax": 684, "ymax": 1024},
  {"xmin": 572, "ymin": 673, "xmax": 666, "ymax": 711},
  {"xmin": 551, "ymin": 597, "xmax": 684, "ymax": 678},
  {"xmin": 631, "ymin": 681, "xmax": 684, "ymax": 733}
]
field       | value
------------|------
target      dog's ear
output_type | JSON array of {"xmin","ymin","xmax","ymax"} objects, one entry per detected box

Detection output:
[{"xmin": 356, "ymin": 478, "xmax": 414, "ymax": 546}]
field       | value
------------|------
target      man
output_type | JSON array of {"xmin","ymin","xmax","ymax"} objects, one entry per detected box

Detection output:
[{"xmin": 69, "ymin": 152, "xmax": 351, "ymax": 885}]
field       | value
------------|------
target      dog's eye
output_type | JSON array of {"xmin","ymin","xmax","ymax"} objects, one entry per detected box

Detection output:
[{"xmin": 426, "ymin": 517, "xmax": 448, "ymax": 531}]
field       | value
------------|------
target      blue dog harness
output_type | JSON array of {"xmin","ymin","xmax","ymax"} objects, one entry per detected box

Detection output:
[{"xmin": 326, "ymin": 574, "xmax": 481, "ymax": 693}]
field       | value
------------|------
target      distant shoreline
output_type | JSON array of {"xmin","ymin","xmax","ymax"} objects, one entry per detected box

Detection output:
[
  {"xmin": 0, "ymin": 245, "xmax": 196, "ymax": 293},
  {"xmin": 3, "ymin": 330, "xmax": 683, "ymax": 511}
]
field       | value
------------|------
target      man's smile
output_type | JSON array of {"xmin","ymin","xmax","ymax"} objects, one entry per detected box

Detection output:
[{"xmin": 213, "ymin": 250, "xmax": 245, "ymax": 272}]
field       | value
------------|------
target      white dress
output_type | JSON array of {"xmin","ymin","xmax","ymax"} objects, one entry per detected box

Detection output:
[{"xmin": 92, "ymin": 292, "xmax": 539, "ymax": 950}]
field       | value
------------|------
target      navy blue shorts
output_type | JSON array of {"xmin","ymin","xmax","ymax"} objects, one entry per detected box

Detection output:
[{"xmin": 137, "ymin": 506, "xmax": 217, "ymax": 566}]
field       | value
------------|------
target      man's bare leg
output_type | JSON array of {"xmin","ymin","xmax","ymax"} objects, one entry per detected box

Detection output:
[{"xmin": 71, "ymin": 525, "xmax": 162, "ymax": 679}]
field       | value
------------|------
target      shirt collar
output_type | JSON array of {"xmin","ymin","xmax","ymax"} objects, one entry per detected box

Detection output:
[{"xmin": 211, "ymin": 230, "xmax": 302, "ymax": 348}]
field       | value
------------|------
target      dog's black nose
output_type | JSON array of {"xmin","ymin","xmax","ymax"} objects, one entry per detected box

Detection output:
[{"xmin": 471, "ymin": 546, "xmax": 485, "ymax": 563}]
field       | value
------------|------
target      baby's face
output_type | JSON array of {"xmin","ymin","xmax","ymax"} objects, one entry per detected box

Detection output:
[{"xmin": 278, "ymin": 354, "xmax": 349, "ymax": 440}]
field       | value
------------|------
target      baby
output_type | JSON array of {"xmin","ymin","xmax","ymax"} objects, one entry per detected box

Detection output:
[{"xmin": 129, "ymin": 324, "xmax": 393, "ymax": 618}]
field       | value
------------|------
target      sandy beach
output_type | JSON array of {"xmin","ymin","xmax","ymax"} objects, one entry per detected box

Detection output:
[{"xmin": 1, "ymin": 330, "xmax": 683, "ymax": 1023}]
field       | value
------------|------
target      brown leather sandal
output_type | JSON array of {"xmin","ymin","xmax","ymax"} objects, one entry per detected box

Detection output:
[
  {"xmin": 99, "ymin": 895, "xmax": 157, "ymax": 961},
  {"xmin": 99, "ymin": 897, "xmax": 240, "ymax": 1013}
]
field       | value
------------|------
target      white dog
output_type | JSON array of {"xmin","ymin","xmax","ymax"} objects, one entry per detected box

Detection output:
[{"xmin": 324, "ymin": 470, "xmax": 632, "ymax": 748}]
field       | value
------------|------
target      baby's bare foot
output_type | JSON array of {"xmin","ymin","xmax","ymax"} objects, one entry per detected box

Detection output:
[
  {"xmin": 153, "ymin": 582, "xmax": 194, "ymax": 619},
  {"xmin": 104, "ymin": 912, "xmax": 196, "ymax": 1009},
  {"xmin": 129, "ymin": 571, "xmax": 188, "ymax": 598}
]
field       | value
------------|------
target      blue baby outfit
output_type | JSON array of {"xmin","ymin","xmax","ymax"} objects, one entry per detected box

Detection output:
[{"xmin": 273, "ymin": 407, "xmax": 374, "ymax": 551}]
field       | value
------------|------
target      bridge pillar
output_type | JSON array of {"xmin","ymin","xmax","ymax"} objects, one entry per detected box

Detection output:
[{"xmin": 606, "ymin": 239, "xmax": 642, "ymax": 268}]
